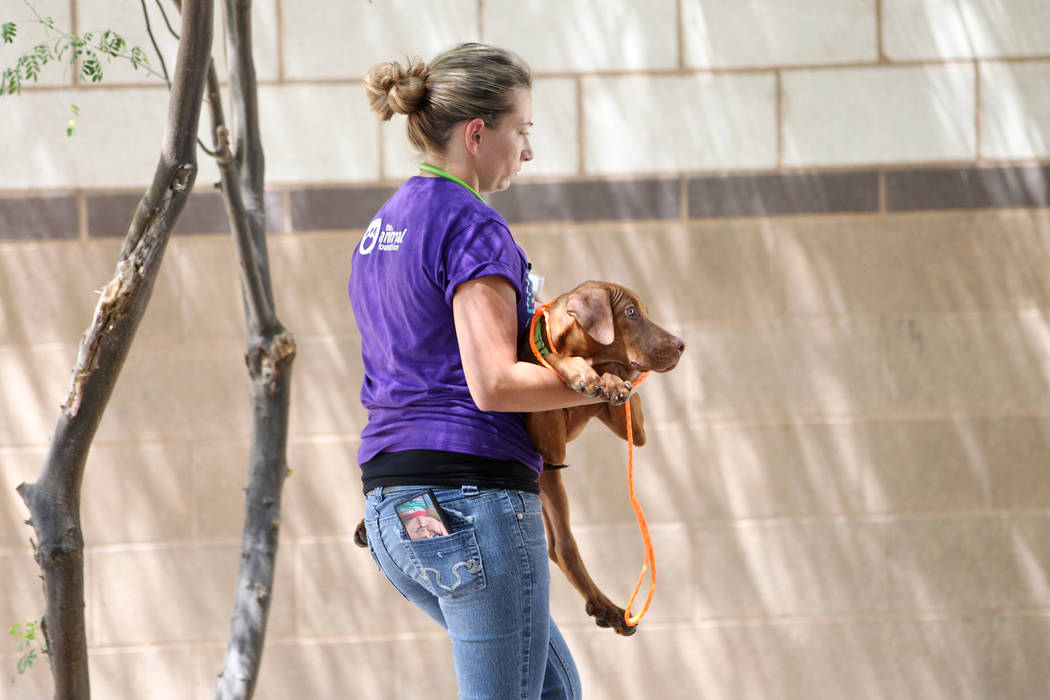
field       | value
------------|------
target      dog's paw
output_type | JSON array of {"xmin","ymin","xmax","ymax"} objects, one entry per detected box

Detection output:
[
  {"xmin": 586, "ymin": 598, "xmax": 638, "ymax": 637},
  {"xmin": 554, "ymin": 357, "xmax": 605, "ymax": 398},
  {"xmin": 353, "ymin": 520, "xmax": 369, "ymax": 548},
  {"xmin": 599, "ymin": 373, "xmax": 632, "ymax": 406}
]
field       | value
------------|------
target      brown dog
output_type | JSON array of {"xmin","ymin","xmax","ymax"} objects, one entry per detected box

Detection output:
[
  {"xmin": 353, "ymin": 281, "xmax": 684, "ymax": 635},
  {"xmin": 521, "ymin": 281, "xmax": 684, "ymax": 635}
]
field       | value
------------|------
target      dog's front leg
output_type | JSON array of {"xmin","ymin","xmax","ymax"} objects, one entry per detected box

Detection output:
[{"xmin": 545, "ymin": 354, "xmax": 606, "ymax": 397}]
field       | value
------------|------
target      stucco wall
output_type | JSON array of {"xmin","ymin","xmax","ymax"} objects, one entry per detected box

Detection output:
[{"xmin": 2, "ymin": 1, "xmax": 1049, "ymax": 698}]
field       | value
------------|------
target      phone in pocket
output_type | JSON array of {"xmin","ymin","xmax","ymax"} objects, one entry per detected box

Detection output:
[{"xmin": 395, "ymin": 490, "xmax": 451, "ymax": 540}]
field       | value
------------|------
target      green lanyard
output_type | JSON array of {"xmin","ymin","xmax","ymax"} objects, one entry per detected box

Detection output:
[{"xmin": 419, "ymin": 163, "xmax": 486, "ymax": 202}]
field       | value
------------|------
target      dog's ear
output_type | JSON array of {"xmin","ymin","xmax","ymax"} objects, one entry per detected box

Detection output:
[{"xmin": 566, "ymin": 285, "xmax": 615, "ymax": 345}]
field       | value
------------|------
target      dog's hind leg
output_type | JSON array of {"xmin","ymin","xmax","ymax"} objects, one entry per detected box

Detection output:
[{"xmin": 538, "ymin": 468, "xmax": 636, "ymax": 636}]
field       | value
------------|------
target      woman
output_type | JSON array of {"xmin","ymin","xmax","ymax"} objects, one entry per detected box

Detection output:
[{"xmin": 349, "ymin": 43, "xmax": 610, "ymax": 699}]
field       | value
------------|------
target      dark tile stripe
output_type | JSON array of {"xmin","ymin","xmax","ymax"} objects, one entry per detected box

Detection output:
[
  {"xmin": 290, "ymin": 187, "xmax": 397, "ymax": 231},
  {"xmin": 688, "ymin": 171, "xmax": 879, "ymax": 218},
  {"xmin": 886, "ymin": 165, "xmax": 1050, "ymax": 211},
  {"xmin": 7, "ymin": 166, "xmax": 1050, "ymax": 241},
  {"xmin": 86, "ymin": 193, "xmax": 140, "ymax": 238},
  {"xmin": 0, "ymin": 195, "xmax": 78, "ymax": 240},
  {"xmin": 87, "ymin": 190, "xmax": 286, "ymax": 238},
  {"xmin": 489, "ymin": 178, "xmax": 680, "ymax": 224}
]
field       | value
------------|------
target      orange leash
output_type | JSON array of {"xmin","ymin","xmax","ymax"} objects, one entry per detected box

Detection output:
[
  {"xmin": 528, "ymin": 303, "xmax": 656, "ymax": 627},
  {"xmin": 622, "ymin": 392, "xmax": 655, "ymax": 627}
]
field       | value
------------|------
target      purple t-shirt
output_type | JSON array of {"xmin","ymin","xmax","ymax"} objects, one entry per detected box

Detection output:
[{"xmin": 348, "ymin": 176, "xmax": 542, "ymax": 474}]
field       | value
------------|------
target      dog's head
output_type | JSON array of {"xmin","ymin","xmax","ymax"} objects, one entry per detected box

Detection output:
[{"xmin": 565, "ymin": 281, "xmax": 685, "ymax": 373}]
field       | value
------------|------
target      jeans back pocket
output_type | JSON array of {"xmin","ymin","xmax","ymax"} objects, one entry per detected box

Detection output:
[{"xmin": 402, "ymin": 528, "xmax": 486, "ymax": 599}]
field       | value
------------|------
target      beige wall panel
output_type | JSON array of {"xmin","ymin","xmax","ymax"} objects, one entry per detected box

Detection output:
[
  {"xmin": 0, "ymin": 449, "xmax": 41, "ymax": 550},
  {"xmin": 782, "ymin": 64, "xmax": 976, "ymax": 167},
  {"xmin": 998, "ymin": 615, "xmax": 1050, "ymax": 698},
  {"xmin": 0, "ymin": 343, "xmax": 78, "ymax": 446},
  {"xmin": 985, "ymin": 416, "xmax": 1050, "ymax": 510},
  {"xmin": 165, "ymin": 236, "xmax": 247, "ymax": 342},
  {"xmin": 87, "ymin": 647, "xmax": 202, "ymax": 700},
  {"xmin": 582, "ymin": 73, "xmax": 777, "ymax": 174},
  {"xmin": 705, "ymin": 421, "xmax": 853, "ymax": 519},
  {"xmin": 887, "ymin": 516, "xmax": 1025, "ymax": 610},
  {"xmin": 283, "ymin": 437, "xmax": 363, "ymax": 538},
  {"xmin": 89, "ymin": 542, "xmax": 295, "ymax": 645},
  {"xmin": 693, "ymin": 520, "xmax": 889, "ymax": 618},
  {"xmin": 973, "ymin": 210, "xmax": 1050, "ymax": 308},
  {"xmin": 485, "ymin": 0, "xmax": 677, "ymax": 73},
  {"xmin": 0, "ymin": 552, "xmax": 43, "ymax": 657},
  {"xmin": 2, "ymin": 665, "xmax": 52, "ymax": 698},
  {"xmin": 288, "ymin": 336, "xmax": 367, "ymax": 438},
  {"xmin": 515, "ymin": 220, "xmax": 784, "ymax": 325},
  {"xmin": 570, "ymin": 615, "xmax": 1029, "ymax": 700},
  {"xmin": 524, "ymin": 77, "xmax": 580, "ymax": 177},
  {"xmin": 190, "ymin": 439, "xmax": 250, "ymax": 541},
  {"xmin": 268, "ymin": 232, "xmax": 358, "ymax": 338},
  {"xmin": 93, "ymin": 337, "xmax": 250, "ymax": 444},
  {"xmin": 258, "ymin": 84, "xmax": 379, "ymax": 184},
  {"xmin": 564, "ymin": 626, "xmax": 706, "ymax": 700},
  {"xmin": 682, "ymin": 0, "xmax": 877, "ymax": 68},
  {"xmin": 0, "ymin": 87, "xmax": 222, "ymax": 189},
  {"xmin": 831, "ymin": 417, "xmax": 993, "ymax": 515},
  {"xmin": 780, "ymin": 213, "xmax": 1044, "ymax": 317},
  {"xmin": 879, "ymin": 313, "xmax": 1050, "ymax": 414},
  {"xmin": 379, "ymin": 114, "xmax": 419, "ymax": 182},
  {"xmin": 884, "ymin": 0, "xmax": 1050, "ymax": 60},
  {"xmin": 280, "ymin": 0, "xmax": 478, "ymax": 80},
  {"xmin": 980, "ymin": 60, "xmax": 1050, "ymax": 160},
  {"xmin": 295, "ymin": 538, "xmax": 437, "ymax": 637},
  {"xmin": 1006, "ymin": 516, "xmax": 1050, "ymax": 608},
  {"xmin": 250, "ymin": 637, "xmax": 457, "ymax": 700},
  {"xmin": 81, "ymin": 441, "xmax": 193, "ymax": 545},
  {"xmin": 663, "ymin": 319, "xmax": 889, "ymax": 422},
  {"xmin": 0, "ymin": 240, "xmax": 122, "ymax": 345}
]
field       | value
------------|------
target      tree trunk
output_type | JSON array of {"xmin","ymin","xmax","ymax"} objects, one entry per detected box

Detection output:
[
  {"xmin": 210, "ymin": 1, "xmax": 296, "ymax": 697},
  {"xmin": 16, "ymin": 2, "xmax": 214, "ymax": 698}
]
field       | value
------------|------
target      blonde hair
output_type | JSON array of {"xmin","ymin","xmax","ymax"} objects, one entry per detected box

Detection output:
[{"xmin": 364, "ymin": 43, "xmax": 532, "ymax": 154}]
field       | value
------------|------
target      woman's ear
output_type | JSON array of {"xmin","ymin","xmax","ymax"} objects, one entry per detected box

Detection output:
[{"xmin": 464, "ymin": 118, "xmax": 485, "ymax": 156}]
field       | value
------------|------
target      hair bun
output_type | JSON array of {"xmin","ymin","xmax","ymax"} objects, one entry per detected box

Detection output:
[{"xmin": 364, "ymin": 57, "xmax": 428, "ymax": 120}]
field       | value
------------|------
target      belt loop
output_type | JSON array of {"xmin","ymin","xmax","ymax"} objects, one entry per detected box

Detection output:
[{"xmin": 461, "ymin": 485, "xmax": 479, "ymax": 496}]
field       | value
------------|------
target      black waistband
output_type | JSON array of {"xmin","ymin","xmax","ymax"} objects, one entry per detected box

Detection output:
[{"xmin": 360, "ymin": 449, "xmax": 540, "ymax": 495}]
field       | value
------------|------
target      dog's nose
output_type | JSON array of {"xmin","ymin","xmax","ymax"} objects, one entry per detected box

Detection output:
[{"xmin": 673, "ymin": 336, "xmax": 685, "ymax": 354}]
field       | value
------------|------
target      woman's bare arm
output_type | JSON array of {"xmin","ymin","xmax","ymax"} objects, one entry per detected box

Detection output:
[{"xmin": 453, "ymin": 275, "xmax": 603, "ymax": 413}]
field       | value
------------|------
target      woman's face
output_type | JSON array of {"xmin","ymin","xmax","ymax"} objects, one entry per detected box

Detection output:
[{"xmin": 476, "ymin": 88, "xmax": 534, "ymax": 193}]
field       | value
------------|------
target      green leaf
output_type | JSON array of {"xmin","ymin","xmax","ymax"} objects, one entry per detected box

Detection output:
[{"xmin": 1, "ymin": 22, "xmax": 16, "ymax": 44}]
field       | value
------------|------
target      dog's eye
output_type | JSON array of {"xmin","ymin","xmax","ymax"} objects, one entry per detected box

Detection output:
[{"xmin": 624, "ymin": 304, "xmax": 638, "ymax": 319}]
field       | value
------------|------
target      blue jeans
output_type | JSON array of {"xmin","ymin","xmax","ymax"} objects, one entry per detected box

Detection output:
[{"xmin": 364, "ymin": 485, "xmax": 581, "ymax": 700}]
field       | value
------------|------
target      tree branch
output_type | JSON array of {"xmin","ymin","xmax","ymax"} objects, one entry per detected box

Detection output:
[
  {"xmin": 209, "ymin": 2, "xmax": 296, "ymax": 698},
  {"xmin": 17, "ymin": 2, "xmax": 214, "ymax": 698}
]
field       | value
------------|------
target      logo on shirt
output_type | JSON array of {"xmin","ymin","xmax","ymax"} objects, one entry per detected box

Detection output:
[
  {"xmin": 359, "ymin": 218, "xmax": 381, "ymax": 255},
  {"xmin": 359, "ymin": 217, "xmax": 408, "ymax": 255}
]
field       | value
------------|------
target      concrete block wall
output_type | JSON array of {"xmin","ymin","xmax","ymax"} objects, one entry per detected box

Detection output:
[{"xmin": 1, "ymin": 1, "xmax": 1049, "ymax": 698}]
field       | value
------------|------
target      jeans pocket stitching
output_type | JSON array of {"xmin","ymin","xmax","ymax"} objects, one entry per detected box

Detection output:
[{"xmin": 402, "ymin": 529, "xmax": 486, "ymax": 599}]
